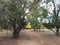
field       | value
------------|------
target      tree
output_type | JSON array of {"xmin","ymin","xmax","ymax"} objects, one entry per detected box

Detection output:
[
  {"xmin": 0, "ymin": 0, "xmax": 41, "ymax": 39},
  {"xmin": 0, "ymin": 0, "xmax": 27, "ymax": 39},
  {"xmin": 48, "ymin": 0, "xmax": 60, "ymax": 35},
  {"xmin": 43, "ymin": 0, "xmax": 60, "ymax": 35}
]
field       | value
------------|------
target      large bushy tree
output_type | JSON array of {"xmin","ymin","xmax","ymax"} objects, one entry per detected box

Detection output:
[{"xmin": 0, "ymin": 0, "xmax": 41, "ymax": 39}]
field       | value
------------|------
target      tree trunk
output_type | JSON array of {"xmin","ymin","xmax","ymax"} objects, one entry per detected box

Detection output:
[
  {"xmin": 34, "ymin": 28, "xmax": 37, "ymax": 32},
  {"xmin": 13, "ymin": 23, "xmax": 22, "ymax": 39},
  {"xmin": 52, "ymin": 0, "xmax": 60, "ymax": 36},
  {"xmin": 12, "ymin": 17, "xmax": 26, "ymax": 39},
  {"xmin": 13, "ymin": 29, "xmax": 18, "ymax": 39},
  {"xmin": 56, "ymin": 26, "xmax": 59, "ymax": 36},
  {"xmin": 13, "ymin": 29, "xmax": 20, "ymax": 39}
]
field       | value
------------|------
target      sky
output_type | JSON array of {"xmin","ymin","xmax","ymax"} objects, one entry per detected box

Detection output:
[{"xmin": 40, "ymin": 0, "xmax": 60, "ymax": 13}]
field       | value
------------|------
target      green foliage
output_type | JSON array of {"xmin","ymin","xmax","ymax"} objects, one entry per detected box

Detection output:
[
  {"xmin": 43, "ymin": 22, "xmax": 55, "ymax": 29},
  {"xmin": 26, "ymin": 6, "xmax": 49, "ymax": 29},
  {"xmin": 0, "ymin": 0, "xmax": 41, "ymax": 30},
  {"xmin": 0, "ymin": 0, "xmax": 27, "ymax": 29},
  {"xmin": 39, "ymin": 7, "xmax": 48, "ymax": 18}
]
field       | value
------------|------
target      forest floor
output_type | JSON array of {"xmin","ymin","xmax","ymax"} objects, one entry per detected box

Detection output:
[{"xmin": 0, "ymin": 29, "xmax": 60, "ymax": 45}]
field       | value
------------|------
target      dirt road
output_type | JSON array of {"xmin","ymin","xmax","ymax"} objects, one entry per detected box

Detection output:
[{"xmin": 0, "ymin": 30, "xmax": 60, "ymax": 45}]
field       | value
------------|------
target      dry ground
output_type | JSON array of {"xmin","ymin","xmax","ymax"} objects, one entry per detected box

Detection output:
[{"xmin": 0, "ymin": 30, "xmax": 60, "ymax": 45}]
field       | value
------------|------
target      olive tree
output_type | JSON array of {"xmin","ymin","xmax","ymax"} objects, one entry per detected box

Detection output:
[{"xmin": 0, "ymin": 0, "xmax": 41, "ymax": 39}]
